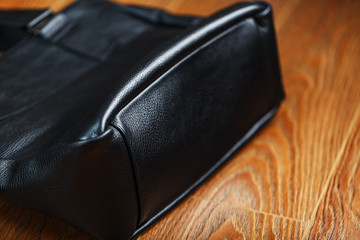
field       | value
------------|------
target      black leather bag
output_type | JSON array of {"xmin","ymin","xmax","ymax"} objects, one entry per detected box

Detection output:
[{"xmin": 0, "ymin": 0, "xmax": 284, "ymax": 239}]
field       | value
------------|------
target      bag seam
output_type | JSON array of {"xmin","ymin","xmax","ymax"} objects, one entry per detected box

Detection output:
[{"xmin": 109, "ymin": 123, "xmax": 142, "ymax": 228}]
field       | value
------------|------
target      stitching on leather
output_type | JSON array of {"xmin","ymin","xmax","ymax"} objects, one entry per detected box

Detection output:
[{"xmin": 109, "ymin": 123, "xmax": 142, "ymax": 227}]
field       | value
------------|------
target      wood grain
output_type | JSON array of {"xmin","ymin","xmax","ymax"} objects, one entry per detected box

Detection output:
[
  {"xmin": 304, "ymin": 116, "xmax": 360, "ymax": 239},
  {"xmin": 0, "ymin": 0, "xmax": 360, "ymax": 239}
]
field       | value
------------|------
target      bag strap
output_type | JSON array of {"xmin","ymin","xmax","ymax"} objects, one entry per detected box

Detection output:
[{"xmin": 0, "ymin": 9, "xmax": 52, "ymax": 51}]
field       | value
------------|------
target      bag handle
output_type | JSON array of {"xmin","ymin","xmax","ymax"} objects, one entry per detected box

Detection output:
[{"xmin": 0, "ymin": 9, "xmax": 52, "ymax": 51}]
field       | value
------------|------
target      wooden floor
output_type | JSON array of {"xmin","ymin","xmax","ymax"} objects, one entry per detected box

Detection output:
[{"xmin": 1, "ymin": 0, "xmax": 360, "ymax": 239}]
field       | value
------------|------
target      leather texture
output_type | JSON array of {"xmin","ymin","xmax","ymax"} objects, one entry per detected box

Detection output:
[{"xmin": 0, "ymin": 0, "xmax": 284, "ymax": 239}]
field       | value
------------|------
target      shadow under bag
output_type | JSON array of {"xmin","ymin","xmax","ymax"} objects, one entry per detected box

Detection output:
[{"xmin": 0, "ymin": 0, "xmax": 285, "ymax": 239}]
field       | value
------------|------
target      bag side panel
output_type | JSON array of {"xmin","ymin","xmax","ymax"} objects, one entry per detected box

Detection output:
[{"xmin": 113, "ymin": 8, "xmax": 284, "ymax": 227}]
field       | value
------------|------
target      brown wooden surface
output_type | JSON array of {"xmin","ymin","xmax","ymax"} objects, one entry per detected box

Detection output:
[{"xmin": 1, "ymin": 0, "xmax": 360, "ymax": 239}]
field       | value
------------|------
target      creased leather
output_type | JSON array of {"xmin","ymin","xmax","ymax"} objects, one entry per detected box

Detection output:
[{"xmin": 0, "ymin": 0, "xmax": 285, "ymax": 239}]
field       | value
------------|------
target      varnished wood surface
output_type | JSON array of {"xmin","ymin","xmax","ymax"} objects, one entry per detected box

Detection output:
[{"xmin": 1, "ymin": 0, "xmax": 360, "ymax": 239}]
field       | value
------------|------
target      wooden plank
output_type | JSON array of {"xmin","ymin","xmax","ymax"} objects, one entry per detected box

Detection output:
[
  {"xmin": 139, "ymin": 196, "xmax": 307, "ymax": 239},
  {"xmin": 0, "ymin": 0, "xmax": 359, "ymax": 239},
  {"xmin": 304, "ymin": 121, "xmax": 360, "ymax": 239}
]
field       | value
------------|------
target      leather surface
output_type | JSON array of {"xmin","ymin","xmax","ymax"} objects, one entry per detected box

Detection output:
[{"xmin": 0, "ymin": 0, "xmax": 284, "ymax": 239}]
